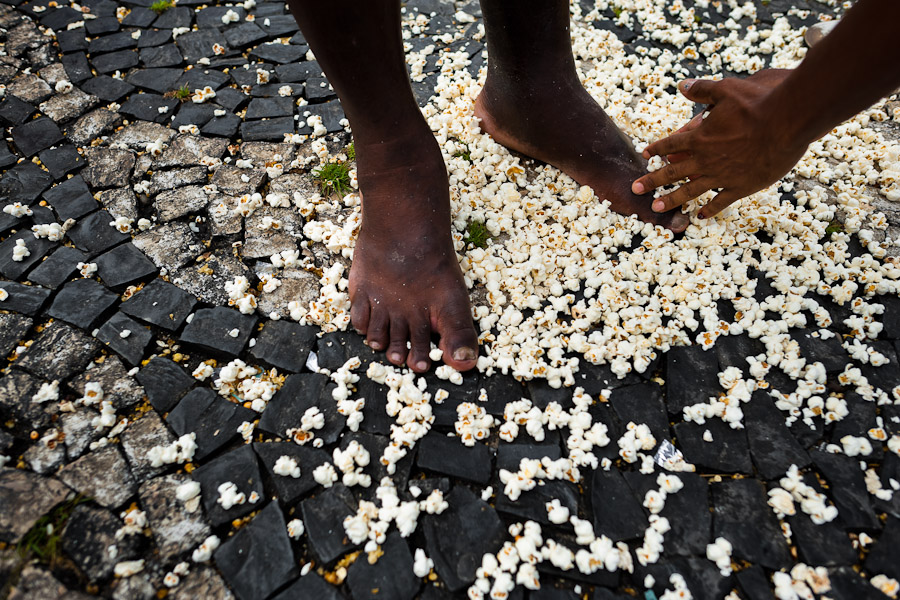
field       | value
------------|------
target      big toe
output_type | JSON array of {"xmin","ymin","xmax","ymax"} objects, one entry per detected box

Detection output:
[{"xmin": 438, "ymin": 324, "xmax": 479, "ymax": 372}]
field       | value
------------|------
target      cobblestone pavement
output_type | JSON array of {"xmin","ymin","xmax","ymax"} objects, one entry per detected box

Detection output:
[{"xmin": 2, "ymin": 0, "xmax": 900, "ymax": 598}]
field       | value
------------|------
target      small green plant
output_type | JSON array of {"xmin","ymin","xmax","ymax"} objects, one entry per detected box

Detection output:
[
  {"xmin": 150, "ymin": 0, "xmax": 174, "ymax": 14},
  {"xmin": 346, "ymin": 142, "xmax": 355, "ymax": 161},
  {"xmin": 165, "ymin": 84, "xmax": 191, "ymax": 101},
  {"xmin": 824, "ymin": 219, "xmax": 844, "ymax": 238},
  {"xmin": 314, "ymin": 161, "xmax": 352, "ymax": 197},
  {"xmin": 611, "ymin": 4, "xmax": 623, "ymax": 17},
  {"xmin": 452, "ymin": 141, "xmax": 471, "ymax": 162},
  {"xmin": 694, "ymin": 14, "xmax": 701, "ymax": 22},
  {"xmin": 16, "ymin": 495, "xmax": 90, "ymax": 565},
  {"xmin": 463, "ymin": 219, "xmax": 490, "ymax": 249}
]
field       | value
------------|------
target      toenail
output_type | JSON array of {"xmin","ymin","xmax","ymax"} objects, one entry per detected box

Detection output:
[
  {"xmin": 633, "ymin": 182, "xmax": 645, "ymax": 194},
  {"xmin": 390, "ymin": 352, "xmax": 403, "ymax": 362},
  {"xmin": 369, "ymin": 341, "xmax": 383, "ymax": 350},
  {"xmin": 652, "ymin": 200, "xmax": 665, "ymax": 212},
  {"xmin": 453, "ymin": 347, "xmax": 476, "ymax": 362},
  {"xmin": 416, "ymin": 361, "xmax": 429, "ymax": 371}
]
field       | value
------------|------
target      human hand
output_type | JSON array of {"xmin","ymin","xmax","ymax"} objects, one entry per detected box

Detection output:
[{"xmin": 632, "ymin": 69, "xmax": 810, "ymax": 219}]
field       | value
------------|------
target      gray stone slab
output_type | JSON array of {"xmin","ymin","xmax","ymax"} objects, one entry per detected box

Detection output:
[
  {"xmin": 0, "ymin": 469, "xmax": 70, "ymax": 543},
  {"xmin": 57, "ymin": 445, "xmax": 138, "ymax": 508}
]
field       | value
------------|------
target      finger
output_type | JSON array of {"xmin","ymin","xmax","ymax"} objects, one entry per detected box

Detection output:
[
  {"xmin": 698, "ymin": 189, "xmax": 745, "ymax": 219},
  {"xmin": 642, "ymin": 131, "xmax": 693, "ymax": 159},
  {"xmin": 674, "ymin": 112, "xmax": 705, "ymax": 135},
  {"xmin": 651, "ymin": 177, "xmax": 714, "ymax": 213},
  {"xmin": 632, "ymin": 159, "xmax": 698, "ymax": 195},
  {"xmin": 679, "ymin": 78, "xmax": 725, "ymax": 104},
  {"xmin": 666, "ymin": 151, "xmax": 692, "ymax": 164}
]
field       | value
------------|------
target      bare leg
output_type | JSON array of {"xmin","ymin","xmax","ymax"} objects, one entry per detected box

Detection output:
[
  {"xmin": 475, "ymin": 0, "xmax": 690, "ymax": 232},
  {"xmin": 284, "ymin": 0, "xmax": 478, "ymax": 372}
]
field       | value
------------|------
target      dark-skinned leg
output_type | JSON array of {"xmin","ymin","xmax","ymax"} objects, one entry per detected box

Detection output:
[
  {"xmin": 284, "ymin": 0, "xmax": 478, "ymax": 372},
  {"xmin": 475, "ymin": 0, "xmax": 689, "ymax": 232}
]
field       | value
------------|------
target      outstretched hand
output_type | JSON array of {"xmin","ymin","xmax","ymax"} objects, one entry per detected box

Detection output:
[{"xmin": 632, "ymin": 69, "xmax": 810, "ymax": 219}]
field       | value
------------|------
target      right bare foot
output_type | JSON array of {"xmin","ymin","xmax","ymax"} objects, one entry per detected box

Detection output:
[{"xmin": 348, "ymin": 127, "xmax": 479, "ymax": 373}]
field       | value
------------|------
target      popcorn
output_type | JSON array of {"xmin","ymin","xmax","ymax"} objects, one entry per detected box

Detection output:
[
  {"xmin": 287, "ymin": 518, "xmax": 305, "ymax": 539},
  {"xmin": 273, "ymin": 455, "xmax": 301, "ymax": 478},
  {"xmin": 114, "ymin": 560, "xmax": 144, "ymax": 577},
  {"xmin": 12, "ymin": 239, "xmax": 30, "ymax": 262},
  {"xmin": 455, "ymin": 402, "xmax": 494, "ymax": 446},
  {"xmin": 192, "ymin": 86, "xmax": 216, "ymax": 103},
  {"xmin": 192, "ymin": 535, "xmax": 221, "ymax": 562},
  {"xmin": 216, "ymin": 481, "xmax": 246, "ymax": 510},
  {"xmin": 147, "ymin": 433, "xmax": 198, "ymax": 467},
  {"xmin": 413, "ymin": 548, "xmax": 434, "ymax": 578},
  {"xmin": 313, "ymin": 462, "xmax": 338, "ymax": 487},
  {"xmin": 4, "ymin": 202, "xmax": 33, "ymax": 218},
  {"xmin": 31, "ymin": 381, "xmax": 59, "ymax": 403},
  {"xmin": 705, "ymin": 537, "xmax": 733, "ymax": 576}
]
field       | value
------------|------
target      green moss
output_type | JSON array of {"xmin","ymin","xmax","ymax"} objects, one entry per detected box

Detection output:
[
  {"xmin": 150, "ymin": 0, "xmax": 174, "ymax": 14},
  {"xmin": 463, "ymin": 219, "xmax": 490, "ymax": 249},
  {"xmin": 314, "ymin": 161, "xmax": 352, "ymax": 197},
  {"xmin": 16, "ymin": 495, "xmax": 90, "ymax": 565},
  {"xmin": 346, "ymin": 142, "xmax": 355, "ymax": 161}
]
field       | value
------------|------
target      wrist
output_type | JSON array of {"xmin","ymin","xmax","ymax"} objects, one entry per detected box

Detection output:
[{"xmin": 759, "ymin": 77, "xmax": 822, "ymax": 156}]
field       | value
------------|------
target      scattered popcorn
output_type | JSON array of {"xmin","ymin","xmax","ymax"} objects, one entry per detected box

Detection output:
[
  {"xmin": 287, "ymin": 518, "xmax": 305, "ymax": 539},
  {"xmin": 114, "ymin": 560, "xmax": 144, "ymax": 577},
  {"xmin": 191, "ymin": 535, "xmax": 221, "ymax": 562},
  {"xmin": 31, "ymin": 380, "xmax": 59, "ymax": 403},
  {"xmin": 706, "ymin": 537, "xmax": 733, "ymax": 576},
  {"xmin": 12, "ymin": 239, "xmax": 30, "ymax": 262},
  {"xmin": 273, "ymin": 455, "xmax": 301, "ymax": 478}
]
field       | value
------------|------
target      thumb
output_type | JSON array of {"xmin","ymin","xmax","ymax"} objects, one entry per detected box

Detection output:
[{"xmin": 679, "ymin": 79, "xmax": 721, "ymax": 105}]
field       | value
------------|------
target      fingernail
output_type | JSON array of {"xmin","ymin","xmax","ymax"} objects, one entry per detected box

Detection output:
[
  {"xmin": 416, "ymin": 361, "xmax": 429, "ymax": 371},
  {"xmin": 453, "ymin": 347, "xmax": 476, "ymax": 361},
  {"xmin": 697, "ymin": 212, "xmax": 707, "ymax": 220},
  {"xmin": 633, "ymin": 182, "xmax": 645, "ymax": 194},
  {"xmin": 681, "ymin": 79, "xmax": 695, "ymax": 91},
  {"xmin": 652, "ymin": 200, "xmax": 665, "ymax": 212}
]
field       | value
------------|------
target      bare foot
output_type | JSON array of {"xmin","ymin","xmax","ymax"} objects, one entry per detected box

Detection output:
[
  {"xmin": 349, "ymin": 126, "xmax": 478, "ymax": 373},
  {"xmin": 474, "ymin": 79, "xmax": 690, "ymax": 232}
]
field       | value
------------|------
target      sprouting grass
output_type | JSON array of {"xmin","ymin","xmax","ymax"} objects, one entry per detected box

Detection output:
[
  {"xmin": 463, "ymin": 219, "xmax": 490, "ymax": 249},
  {"xmin": 452, "ymin": 141, "xmax": 471, "ymax": 162},
  {"xmin": 824, "ymin": 219, "xmax": 844, "ymax": 238},
  {"xmin": 150, "ymin": 0, "xmax": 174, "ymax": 14},
  {"xmin": 314, "ymin": 161, "xmax": 352, "ymax": 197},
  {"xmin": 346, "ymin": 142, "xmax": 355, "ymax": 161},
  {"xmin": 165, "ymin": 84, "xmax": 191, "ymax": 102},
  {"xmin": 16, "ymin": 495, "xmax": 90, "ymax": 565}
]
